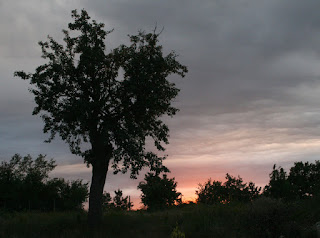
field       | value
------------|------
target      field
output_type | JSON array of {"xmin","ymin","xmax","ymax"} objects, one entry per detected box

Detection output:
[{"xmin": 0, "ymin": 197, "xmax": 319, "ymax": 238}]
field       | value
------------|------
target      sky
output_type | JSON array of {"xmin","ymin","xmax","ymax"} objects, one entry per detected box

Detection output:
[{"xmin": 2, "ymin": 0, "xmax": 320, "ymax": 208}]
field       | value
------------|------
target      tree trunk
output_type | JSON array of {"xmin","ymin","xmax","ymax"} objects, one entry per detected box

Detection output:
[{"xmin": 88, "ymin": 151, "xmax": 110, "ymax": 227}]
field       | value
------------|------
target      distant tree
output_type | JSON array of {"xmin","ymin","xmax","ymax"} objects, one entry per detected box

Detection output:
[
  {"xmin": 138, "ymin": 173, "xmax": 181, "ymax": 210},
  {"xmin": 288, "ymin": 161, "xmax": 320, "ymax": 198},
  {"xmin": 102, "ymin": 192, "xmax": 112, "ymax": 210},
  {"xmin": 288, "ymin": 162, "xmax": 311, "ymax": 199},
  {"xmin": 0, "ymin": 154, "xmax": 88, "ymax": 211},
  {"xmin": 196, "ymin": 174, "xmax": 261, "ymax": 204},
  {"xmin": 102, "ymin": 189, "xmax": 133, "ymax": 211},
  {"xmin": 263, "ymin": 165, "xmax": 292, "ymax": 200},
  {"xmin": 15, "ymin": 9, "xmax": 187, "ymax": 225},
  {"xmin": 247, "ymin": 181, "xmax": 261, "ymax": 200},
  {"xmin": 0, "ymin": 154, "xmax": 55, "ymax": 210},
  {"xmin": 0, "ymin": 156, "xmax": 22, "ymax": 210},
  {"xmin": 112, "ymin": 189, "xmax": 133, "ymax": 211},
  {"xmin": 196, "ymin": 180, "xmax": 226, "ymax": 204},
  {"xmin": 264, "ymin": 161, "xmax": 320, "ymax": 200},
  {"xmin": 46, "ymin": 178, "xmax": 89, "ymax": 210},
  {"xmin": 224, "ymin": 174, "xmax": 261, "ymax": 202}
]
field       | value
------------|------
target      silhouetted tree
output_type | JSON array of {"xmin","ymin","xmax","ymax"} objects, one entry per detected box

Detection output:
[
  {"xmin": 102, "ymin": 189, "xmax": 133, "ymax": 211},
  {"xmin": 196, "ymin": 179, "xmax": 226, "ymax": 204},
  {"xmin": 263, "ymin": 165, "xmax": 292, "ymax": 200},
  {"xmin": 0, "ymin": 154, "xmax": 55, "ymax": 210},
  {"xmin": 46, "ymin": 178, "xmax": 89, "ymax": 210},
  {"xmin": 288, "ymin": 161, "xmax": 320, "ymax": 198},
  {"xmin": 264, "ymin": 161, "xmax": 320, "ymax": 200},
  {"xmin": 0, "ymin": 154, "xmax": 88, "ymax": 211},
  {"xmin": 138, "ymin": 173, "xmax": 181, "ymax": 210},
  {"xmin": 14, "ymin": 9, "xmax": 187, "ymax": 225},
  {"xmin": 196, "ymin": 174, "xmax": 261, "ymax": 204},
  {"xmin": 102, "ymin": 192, "xmax": 112, "ymax": 211},
  {"xmin": 224, "ymin": 173, "xmax": 261, "ymax": 202}
]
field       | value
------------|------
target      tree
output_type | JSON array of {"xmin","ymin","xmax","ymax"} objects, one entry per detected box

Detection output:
[
  {"xmin": 196, "ymin": 179, "xmax": 226, "ymax": 204},
  {"xmin": 196, "ymin": 174, "xmax": 261, "ymax": 204},
  {"xmin": 102, "ymin": 189, "xmax": 133, "ymax": 211},
  {"xmin": 224, "ymin": 173, "xmax": 261, "ymax": 202},
  {"xmin": 264, "ymin": 161, "xmax": 320, "ymax": 200},
  {"xmin": 0, "ymin": 154, "xmax": 88, "ymax": 211},
  {"xmin": 0, "ymin": 154, "xmax": 55, "ymax": 210},
  {"xmin": 138, "ymin": 173, "xmax": 181, "ymax": 210},
  {"xmin": 46, "ymin": 178, "xmax": 89, "ymax": 211},
  {"xmin": 263, "ymin": 165, "xmax": 292, "ymax": 200},
  {"xmin": 15, "ymin": 9, "xmax": 187, "ymax": 225},
  {"xmin": 288, "ymin": 161, "xmax": 320, "ymax": 199}
]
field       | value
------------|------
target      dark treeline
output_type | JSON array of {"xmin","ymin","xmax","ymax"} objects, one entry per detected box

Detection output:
[
  {"xmin": 195, "ymin": 160, "xmax": 320, "ymax": 205},
  {"xmin": 0, "ymin": 155, "xmax": 320, "ymax": 237},
  {"xmin": 1, "ymin": 153, "xmax": 319, "ymax": 213},
  {"xmin": 0, "ymin": 154, "xmax": 88, "ymax": 211},
  {"xmin": 264, "ymin": 161, "xmax": 320, "ymax": 200},
  {"xmin": 136, "ymin": 160, "xmax": 320, "ymax": 210},
  {"xmin": 196, "ymin": 173, "xmax": 261, "ymax": 204}
]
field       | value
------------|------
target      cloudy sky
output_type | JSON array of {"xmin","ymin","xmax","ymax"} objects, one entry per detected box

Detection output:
[{"xmin": 2, "ymin": 0, "xmax": 320, "ymax": 208}]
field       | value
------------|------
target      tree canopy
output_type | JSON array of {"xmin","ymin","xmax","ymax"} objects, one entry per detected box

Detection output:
[
  {"xmin": 138, "ymin": 173, "xmax": 181, "ymax": 210},
  {"xmin": 0, "ymin": 154, "xmax": 88, "ymax": 211},
  {"xmin": 14, "ymin": 10, "xmax": 187, "ymax": 176},
  {"xmin": 263, "ymin": 161, "xmax": 320, "ymax": 200},
  {"xmin": 196, "ymin": 174, "xmax": 261, "ymax": 204},
  {"xmin": 14, "ymin": 9, "xmax": 187, "ymax": 224},
  {"xmin": 102, "ymin": 189, "xmax": 133, "ymax": 211}
]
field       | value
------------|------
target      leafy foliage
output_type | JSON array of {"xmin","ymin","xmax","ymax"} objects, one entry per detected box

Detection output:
[
  {"xmin": 102, "ymin": 189, "xmax": 133, "ymax": 211},
  {"xmin": 0, "ymin": 154, "xmax": 88, "ymax": 211},
  {"xmin": 264, "ymin": 161, "xmax": 320, "ymax": 200},
  {"xmin": 263, "ymin": 165, "xmax": 292, "ymax": 199},
  {"xmin": 196, "ymin": 173, "xmax": 261, "ymax": 204},
  {"xmin": 138, "ymin": 173, "xmax": 181, "ymax": 210},
  {"xmin": 46, "ymin": 178, "xmax": 89, "ymax": 211},
  {"xmin": 14, "ymin": 9, "xmax": 187, "ymax": 177}
]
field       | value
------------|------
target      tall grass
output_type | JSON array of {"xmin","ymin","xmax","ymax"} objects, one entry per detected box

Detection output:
[{"xmin": 0, "ymin": 197, "xmax": 319, "ymax": 237}]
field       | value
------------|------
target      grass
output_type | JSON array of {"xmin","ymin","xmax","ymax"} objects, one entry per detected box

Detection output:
[{"xmin": 0, "ymin": 197, "xmax": 319, "ymax": 238}]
